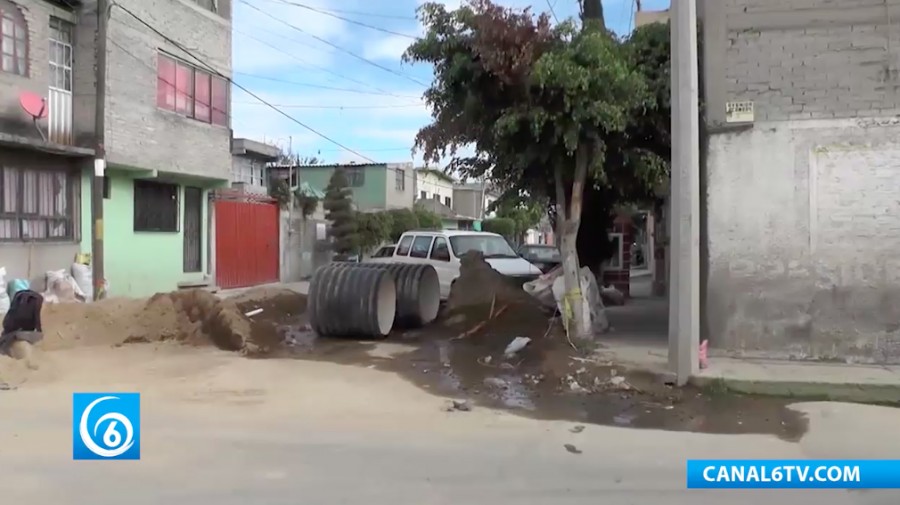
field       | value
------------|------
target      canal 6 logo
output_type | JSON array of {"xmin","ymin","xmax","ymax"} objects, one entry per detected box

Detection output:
[{"xmin": 72, "ymin": 393, "xmax": 140, "ymax": 460}]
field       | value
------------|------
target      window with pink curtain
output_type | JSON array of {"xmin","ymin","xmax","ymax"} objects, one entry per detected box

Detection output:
[
  {"xmin": 174, "ymin": 61, "xmax": 193, "ymax": 116},
  {"xmin": 156, "ymin": 54, "xmax": 176, "ymax": 110},
  {"xmin": 194, "ymin": 71, "xmax": 211, "ymax": 123},
  {"xmin": 211, "ymin": 76, "xmax": 228, "ymax": 127}
]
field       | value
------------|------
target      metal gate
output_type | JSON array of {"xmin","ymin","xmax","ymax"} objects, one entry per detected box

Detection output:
[{"xmin": 214, "ymin": 192, "xmax": 279, "ymax": 289}]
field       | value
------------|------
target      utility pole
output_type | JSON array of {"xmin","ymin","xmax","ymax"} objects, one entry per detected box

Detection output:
[
  {"xmin": 667, "ymin": 0, "xmax": 700, "ymax": 385},
  {"xmin": 92, "ymin": 0, "xmax": 108, "ymax": 300}
]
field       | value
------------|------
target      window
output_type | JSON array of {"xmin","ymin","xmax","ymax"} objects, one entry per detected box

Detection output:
[
  {"xmin": 395, "ymin": 169, "xmax": 405, "ymax": 191},
  {"xmin": 420, "ymin": 191, "xmax": 427, "ymax": 200},
  {"xmin": 433, "ymin": 193, "xmax": 440, "ymax": 201},
  {"xmin": 410, "ymin": 235, "xmax": 434, "ymax": 258},
  {"xmin": 134, "ymin": 180, "xmax": 179, "ymax": 232},
  {"xmin": 49, "ymin": 17, "xmax": 72, "ymax": 91},
  {"xmin": 396, "ymin": 235, "xmax": 413, "ymax": 256},
  {"xmin": 157, "ymin": 53, "xmax": 229, "ymax": 127},
  {"xmin": 444, "ymin": 196, "xmax": 451, "ymax": 208},
  {"xmin": 0, "ymin": 1, "xmax": 27, "ymax": 76},
  {"xmin": 0, "ymin": 166, "xmax": 79, "ymax": 241},
  {"xmin": 373, "ymin": 245, "xmax": 395, "ymax": 258},
  {"xmin": 430, "ymin": 237, "xmax": 450, "ymax": 262},
  {"xmin": 449, "ymin": 234, "xmax": 518, "ymax": 259},
  {"xmin": 232, "ymin": 159, "xmax": 266, "ymax": 187},
  {"xmin": 346, "ymin": 168, "xmax": 364, "ymax": 187},
  {"xmin": 606, "ymin": 233, "xmax": 624, "ymax": 270}
]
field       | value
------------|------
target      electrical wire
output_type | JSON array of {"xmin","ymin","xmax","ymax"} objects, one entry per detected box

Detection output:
[
  {"xmin": 546, "ymin": 0, "xmax": 559, "ymax": 23},
  {"xmin": 232, "ymin": 72, "xmax": 420, "ymax": 98},
  {"xmin": 109, "ymin": 2, "xmax": 467, "ymax": 194},
  {"xmin": 262, "ymin": 0, "xmax": 417, "ymax": 21},
  {"xmin": 233, "ymin": 27, "xmax": 397, "ymax": 96},
  {"xmin": 233, "ymin": 101, "xmax": 423, "ymax": 109},
  {"xmin": 111, "ymin": 1, "xmax": 377, "ymax": 163},
  {"xmin": 238, "ymin": 0, "xmax": 428, "ymax": 87},
  {"xmin": 265, "ymin": 0, "xmax": 417, "ymax": 39}
]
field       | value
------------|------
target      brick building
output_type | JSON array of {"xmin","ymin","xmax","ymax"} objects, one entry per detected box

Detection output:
[
  {"xmin": 700, "ymin": 0, "xmax": 900, "ymax": 363},
  {"xmin": 0, "ymin": 0, "xmax": 232, "ymax": 296}
]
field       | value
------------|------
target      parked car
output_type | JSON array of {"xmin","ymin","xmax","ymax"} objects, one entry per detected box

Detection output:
[
  {"xmin": 517, "ymin": 244, "xmax": 561, "ymax": 273},
  {"xmin": 378, "ymin": 230, "xmax": 543, "ymax": 299},
  {"xmin": 367, "ymin": 244, "xmax": 397, "ymax": 263}
]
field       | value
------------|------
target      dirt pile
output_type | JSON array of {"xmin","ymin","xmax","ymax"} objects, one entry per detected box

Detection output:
[
  {"xmin": 39, "ymin": 288, "xmax": 307, "ymax": 353},
  {"xmin": 443, "ymin": 252, "xmax": 554, "ymax": 343}
]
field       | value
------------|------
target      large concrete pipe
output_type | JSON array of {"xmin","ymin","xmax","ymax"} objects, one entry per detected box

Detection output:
[
  {"xmin": 308, "ymin": 264, "xmax": 397, "ymax": 338},
  {"xmin": 338, "ymin": 262, "xmax": 441, "ymax": 328}
]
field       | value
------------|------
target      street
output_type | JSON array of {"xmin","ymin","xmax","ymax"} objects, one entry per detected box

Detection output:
[{"xmin": 1, "ymin": 345, "xmax": 899, "ymax": 504}]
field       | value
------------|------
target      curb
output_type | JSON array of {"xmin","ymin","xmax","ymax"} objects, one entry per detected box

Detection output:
[{"xmin": 689, "ymin": 375, "xmax": 900, "ymax": 405}]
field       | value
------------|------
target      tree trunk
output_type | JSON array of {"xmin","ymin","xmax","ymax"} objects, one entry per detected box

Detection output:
[{"xmin": 554, "ymin": 153, "xmax": 592, "ymax": 342}]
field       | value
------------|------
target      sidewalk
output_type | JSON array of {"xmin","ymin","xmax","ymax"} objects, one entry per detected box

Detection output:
[{"xmin": 216, "ymin": 281, "xmax": 309, "ymax": 299}]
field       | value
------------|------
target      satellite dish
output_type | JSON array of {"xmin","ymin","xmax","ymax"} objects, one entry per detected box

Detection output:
[
  {"xmin": 19, "ymin": 92, "xmax": 48, "ymax": 119},
  {"xmin": 19, "ymin": 92, "xmax": 48, "ymax": 142}
]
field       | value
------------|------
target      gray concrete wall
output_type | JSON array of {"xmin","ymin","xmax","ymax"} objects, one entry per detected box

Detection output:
[
  {"xmin": 383, "ymin": 162, "xmax": 415, "ymax": 210},
  {"xmin": 452, "ymin": 189, "xmax": 479, "ymax": 219},
  {"xmin": 101, "ymin": 0, "xmax": 232, "ymax": 180},
  {"xmin": 702, "ymin": 0, "xmax": 900, "ymax": 363},
  {"xmin": 0, "ymin": 0, "xmax": 93, "ymax": 146}
]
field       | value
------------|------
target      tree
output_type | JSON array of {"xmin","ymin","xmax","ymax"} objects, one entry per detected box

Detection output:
[
  {"xmin": 405, "ymin": 0, "xmax": 663, "ymax": 341},
  {"xmin": 386, "ymin": 208, "xmax": 419, "ymax": 242},
  {"xmin": 491, "ymin": 195, "xmax": 545, "ymax": 246},
  {"xmin": 482, "ymin": 217, "xmax": 516, "ymax": 240},
  {"xmin": 356, "ymin": 211, "xmax": 393, "ymax": 254},
  {"xmin": 414, "ymin": 207, "xmax": 443, "ymax": 230},
  {"xmin": 323, "ymin": 169, "xmax": 358, "ymax": 257}
]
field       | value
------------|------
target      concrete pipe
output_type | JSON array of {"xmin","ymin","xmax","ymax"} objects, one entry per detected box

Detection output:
[
  {"xmin": 344, "ymin": 263, "xmax": 441, "ymax": 328},
  {"xmin": 308, "ymin": 264, "xmax": 397, "ymax": 339}
]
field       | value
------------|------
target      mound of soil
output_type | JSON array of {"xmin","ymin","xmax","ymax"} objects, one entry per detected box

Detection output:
[
  {"xmin": 442, "ymin": 252, "xmax": 556, "ymax": 347},
  {"xmin": 39, "ymin": 288, "xmax": 308, "ymax": 353}
]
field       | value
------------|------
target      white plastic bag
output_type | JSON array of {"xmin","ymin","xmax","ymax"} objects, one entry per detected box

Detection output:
[
  {"xmin": 0, "ymin": 267, "xmax": 9, "ymax": 315},
  {"xmin": 71, "ymin": 263, "xmax": 93, "ymax": 301},
  {"xmin": 43, "ymin": 269, "xmax": 84, "ymax": 303},
  {"xmin": 550, "ymin": 267, "xmax": 608, "ymax": 336}
]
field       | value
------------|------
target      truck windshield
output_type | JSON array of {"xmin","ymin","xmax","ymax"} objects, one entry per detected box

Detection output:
[{"xmin": 449, "ymin": 235, "xmax": 518, "ymax": 259}]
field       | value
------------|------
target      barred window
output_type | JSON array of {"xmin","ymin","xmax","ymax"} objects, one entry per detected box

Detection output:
[
  {"xmin": 0, "ymin": 166, "xmax": 79, "ymax": 241},
  {"xmin": 134, "ymin": 180, "xmax": 179, "ymax": 232}
]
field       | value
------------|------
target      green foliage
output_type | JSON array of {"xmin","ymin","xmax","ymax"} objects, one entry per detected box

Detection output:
[
  {"xmin": 406, "ymin": 0, "xmax": 673, "ymax": 268},
  {"xmin": 295, "ymin": 192, "xmax": 319, "ymax": 219},
  {"xmin": 356, "ymin": 211, "xmax": 394, "ymax": 254},
  {"xmin": 491, "ymin": 195, "xmax": 544, "ymax": 244},
  {"xmin": 481, "ymin": 217, "xmax": 516, "ymax": 240},
  {"xmin": 267, "ymin": 177, "xmax": 291, "ymax": 209},
  {"xmin": 323, "ymin": 169, "xmax": 358, "ymax": 255},
  {"xmin": 414, "ymin": 208, "xmax": 443, "ymax": 230},
  {"xmin": 386, "ymin": 208, "xmax": 420, "ymax": 242}
]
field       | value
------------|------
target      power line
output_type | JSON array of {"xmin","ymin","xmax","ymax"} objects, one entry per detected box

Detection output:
[
  {"xmin": 232, "ymin": 72, "xmax": 421, "ymax": 98},
  {"xmin": 110, "ymin": 1, "xmax": 377, "ymax": 163},
  {"xmin": 262, "ymin": 0, "xmax": 417, "ymax": 21},
  {"xmin": 232, "ymin": 27, "xmax": 397, "ymax": 96},
  {"xmin": 233, "ymin": 101, "xmax": 423, "ymax": 109},
  {"xmin": 238, "ymin": 0, "xmax": 428, "ymax": 87},
  {"xmin": 546, "ymin": 0, "xmax": 559, "ymax": 23},
  {"xmin": 267, "ymin": 0, "xmax": 417, "ymax": 39}
]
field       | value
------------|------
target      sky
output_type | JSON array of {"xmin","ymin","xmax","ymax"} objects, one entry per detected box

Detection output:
[{"xmin": 230, "ymin": 0, "xmax": 671, "ymax": 166}]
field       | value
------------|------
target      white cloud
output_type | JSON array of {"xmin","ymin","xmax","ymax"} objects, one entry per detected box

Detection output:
[
  {"xmin": 362, "ymin": 34, "xmax": 416, "ymax": 62},
  {"xmin": 232, "ymin": 0, "xmax": 347, "ymax": 73}
]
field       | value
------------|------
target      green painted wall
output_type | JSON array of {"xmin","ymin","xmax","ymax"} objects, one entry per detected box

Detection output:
[
  {"xmin": 81, "ymin": 169, "xmax": 214, "ymax": 298},
  {"xmin": 299, "ymin": 164, "xmax": 387, "ymax": 211}
]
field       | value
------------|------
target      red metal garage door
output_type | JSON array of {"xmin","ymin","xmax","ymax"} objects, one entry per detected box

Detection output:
[{"xmin": 215, "ymin": 197, "xmax": 279, "ymax": 289}]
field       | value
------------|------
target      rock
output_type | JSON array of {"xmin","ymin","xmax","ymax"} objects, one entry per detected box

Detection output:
[
  {"xmin": 484, "ymin": 377, "xmax": 507, "ymax": 389},
  {"xmin": 503, "ymin": 337, "xmax": 531, "ymax": 358},
  {"xmin": 564, "ymin": 444, "xmax": 583, "ymax": 455},
  {"xmin": 446, "ymin": 399, "xmax": 471, "ymax": 412}
]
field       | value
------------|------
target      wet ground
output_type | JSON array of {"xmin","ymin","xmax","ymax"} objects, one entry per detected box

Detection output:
[{"xmin": 232, "ymin": 291, "xmax": 810, "ymax": 440}]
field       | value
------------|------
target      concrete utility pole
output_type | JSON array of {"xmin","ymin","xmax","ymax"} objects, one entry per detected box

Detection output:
[
  {"xmin": 668, "ymin": 0, "xmax": 701, "ymax": 385},
  {"xmin": 91, "ymin": 0, "xmax": 109, "ymax": 300}
]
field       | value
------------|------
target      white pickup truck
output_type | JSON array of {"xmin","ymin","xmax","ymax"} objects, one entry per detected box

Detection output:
[{"xmin": 365, "ymin": 230, "xmax": 542, "ymax": 299}]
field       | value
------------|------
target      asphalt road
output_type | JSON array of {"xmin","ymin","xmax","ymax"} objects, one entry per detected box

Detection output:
[{"xmin": 1, "ymin": 346, "xmax": 899, "ymax": 504}]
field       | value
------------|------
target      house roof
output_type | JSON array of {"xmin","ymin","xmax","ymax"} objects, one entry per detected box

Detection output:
[
  {"xmin": 415, "ymin": 198, "xmax": 462, "ymax": 220},
  {"xmin": 416, "ymin": 167, "xmax": 456, "ymax": 183},
  {"xmin": 232, "ymin": 138, "xmax": 280, "ymax": 160},
  {"xmin": 270, "ymin": 162, "xmax": 387, "ymax": 169}
]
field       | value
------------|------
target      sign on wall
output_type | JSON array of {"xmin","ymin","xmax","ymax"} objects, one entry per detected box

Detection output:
[{"xmin": 726, "ymin": 101, "xmax": 755, "ymax": 123}]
